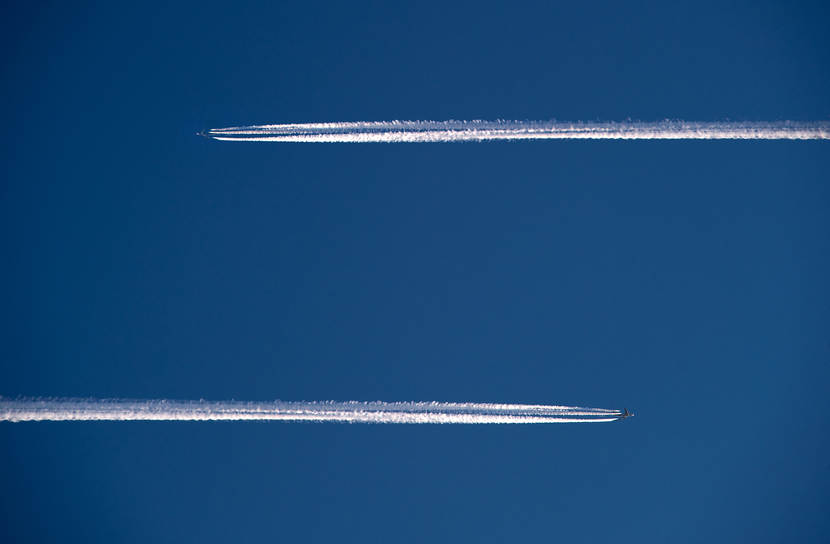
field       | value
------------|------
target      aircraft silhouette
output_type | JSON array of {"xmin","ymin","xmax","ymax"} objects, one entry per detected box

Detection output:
[{"xmin": 617, "ymin": 408, "xmax": 634, "ymax": 420}]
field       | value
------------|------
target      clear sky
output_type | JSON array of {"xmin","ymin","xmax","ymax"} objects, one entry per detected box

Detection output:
[{"xmin": 1, "ymin": 1, "xmax": 829, "ymax": 542}]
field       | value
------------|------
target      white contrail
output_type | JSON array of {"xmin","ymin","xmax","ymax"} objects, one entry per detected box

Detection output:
[
  {"xmin": 0, "ymin": 398, "xmax": 623, "ymax": 424},
  {"xmin": 204, "ymin": 120, "xmax": 830, "ymax": 142}
]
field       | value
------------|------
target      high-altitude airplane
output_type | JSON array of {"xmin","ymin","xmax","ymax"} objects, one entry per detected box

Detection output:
[{"xmin": 617, "ymin": 408, "xmax": 634, "ymax": 420}]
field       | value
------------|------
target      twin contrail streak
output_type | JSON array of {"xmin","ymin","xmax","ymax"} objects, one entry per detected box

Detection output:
[
  {"xmin": 204, "ymin": 120, "xmax": 830, "ymax": 143},
  {"xmin": 0, "ymin": 399, "xmax": 623, "ymax": 424}
]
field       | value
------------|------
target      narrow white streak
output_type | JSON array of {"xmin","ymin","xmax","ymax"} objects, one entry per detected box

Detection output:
[
  {"xmin": 206, "ymin": 120, "xmax": 830, "ymax": 142},
  {"xmin": 0, "ymin": 399, "xmax": 621, "ymax": 424}
]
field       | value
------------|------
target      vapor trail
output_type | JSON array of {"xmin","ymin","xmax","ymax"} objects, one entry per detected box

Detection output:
[
  {"xmin": 0, "ymin": 399, "xmax": 622, "ymax": 424},
  {"xmin": 204, "ymin": 120, "xmax": 830, "ymax": 142}
]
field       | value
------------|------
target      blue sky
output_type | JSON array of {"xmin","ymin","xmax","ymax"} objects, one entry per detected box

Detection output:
[{"xmin": 1, "ymin": 2, "xmax": 829, "ymax": 542}]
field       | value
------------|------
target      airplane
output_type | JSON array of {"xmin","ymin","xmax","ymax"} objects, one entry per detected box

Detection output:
[
  {"xmin": 197, "ymin": 129, "xmax": 211, "ymax": 138},
  {"xmin": 617, "ymin": 408, "xmax": 634, "ymax": 420}
]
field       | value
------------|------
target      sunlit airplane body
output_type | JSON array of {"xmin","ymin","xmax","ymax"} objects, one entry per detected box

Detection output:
[{"xmin": 617, "ymin": 408, "xmax": 634, "ymax": 420}]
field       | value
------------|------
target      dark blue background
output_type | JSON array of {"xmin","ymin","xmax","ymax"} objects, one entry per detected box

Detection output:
[{"xmin": 2, "ymin": 2, "xmax": 829, "ymax": 542}]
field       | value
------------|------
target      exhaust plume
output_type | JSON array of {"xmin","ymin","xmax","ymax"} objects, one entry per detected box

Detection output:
[
  {"xmin": 204, "ymin": 120, "xmax": 830, "ymax": 143},
  {"xmin": 0, "ymin": 398, "xmax": 623, "ymax": 424}
]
